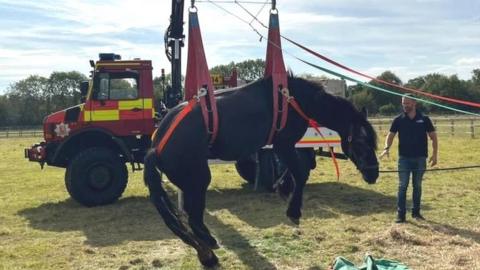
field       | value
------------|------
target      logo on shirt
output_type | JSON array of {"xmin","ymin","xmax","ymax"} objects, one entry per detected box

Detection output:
[{"xmin": 416, "ymin": 119, "xmax": 424, "ymax": 123}]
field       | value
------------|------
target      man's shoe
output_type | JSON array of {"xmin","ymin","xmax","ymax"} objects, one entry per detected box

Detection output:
[
  {"xmin": 395, "ymin": 214, "xmax": 406, "ymax": 223},
  {"xmin": 412, "ymin": 213, "xmax": 425, "ymax": 220}
]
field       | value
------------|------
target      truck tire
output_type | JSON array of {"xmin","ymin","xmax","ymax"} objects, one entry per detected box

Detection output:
[
  {"xmin": 275, "ymin": 148, "xmax": 316, "ymax": 197},
  {"xmin": 65, "ymin": 147, "xmax": 128, "ymax": 207},
  {"xmin": 235, "ymin": 150, "xmax": 275, "ymax": 191},
  {"xmin": 235, "ymin": 149, "xmax": 275, "ymax": 191},
  {"xmin": 255, "ymin": 149, "xmax": 275, "ymax": 191},
  {"xmin": 235, "ymin": 148, "xmax": 315, "ymax": 193}
]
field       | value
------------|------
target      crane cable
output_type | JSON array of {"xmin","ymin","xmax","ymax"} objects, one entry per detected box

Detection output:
[
  {"xmin": 205, "ymin": 0, "xmax": 480, "ymax": 116},
  {"xmin": 233, "ymin": 1, "xmax": 480, "ymax": 109}
]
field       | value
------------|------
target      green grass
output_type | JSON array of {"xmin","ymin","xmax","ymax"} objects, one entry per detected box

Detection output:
[{"xmin": 1, "ymin": 135, "xmax": 479, "ymax": 269}]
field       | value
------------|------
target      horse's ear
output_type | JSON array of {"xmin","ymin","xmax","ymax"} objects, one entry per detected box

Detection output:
[{"xmin": 361, "ymin": 107, "xmax": 368, "ymax": 119}]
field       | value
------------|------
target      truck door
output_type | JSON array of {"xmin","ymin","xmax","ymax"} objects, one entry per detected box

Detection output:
[{"xmin": 86, "ymin": 71, "xmax": 145, "ymax": 135}]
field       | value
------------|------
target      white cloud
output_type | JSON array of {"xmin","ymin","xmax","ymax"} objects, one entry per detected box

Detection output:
[
  {"xmin": 455, "ymin": 58, "xmax": 480, "ymax": 66},
  {"xmin": 0, "ymin": 0, "xmax": 479, "ymax": 93}
]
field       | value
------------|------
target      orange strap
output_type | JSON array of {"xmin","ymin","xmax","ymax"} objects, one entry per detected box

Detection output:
[
  {"xmin": 155, "ymin": 99, "xmax": 197, "ymax": 155},
  {"xmin": 288, "ymin": 97, "xmax": 340, "ymax": 180}
]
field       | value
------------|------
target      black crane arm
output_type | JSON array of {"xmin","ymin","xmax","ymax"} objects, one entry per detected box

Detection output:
[{"xmin": 164, "ymin": 0, "xmax": 185, "ymax": 108}]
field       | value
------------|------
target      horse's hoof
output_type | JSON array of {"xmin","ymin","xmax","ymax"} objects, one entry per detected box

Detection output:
[
  {"xmin": 288, "ymin": 216, "xmax": 300, "ymax": 225},
  {"xmin": 210, "ymin": 242, "xmax": 220, "ymax": 250},
  {"xmin": 201, "ymin": 235, "xmax": 219, "ymax": 249},
  {"xmin": 286, "ymin": 207, "xmax": 302, "ymax": 221},
  {"xmin": 198, "ymin": 250, "xmax": 219, "ymax": 268}
]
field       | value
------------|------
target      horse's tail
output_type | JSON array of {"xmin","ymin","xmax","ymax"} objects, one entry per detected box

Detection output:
[
  {"xmin": 143, "ymin": 149, "xmax": 182, "ymax": 230},
  {"xmin": 143, "ymin": 149, "xmax": 210, "ymax": 253},
  {"xmin": 143, "ymin": 149, "xmax": 162, "ymax": 187}
]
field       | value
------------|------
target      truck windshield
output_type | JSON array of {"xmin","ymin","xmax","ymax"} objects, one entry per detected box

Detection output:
[{"xmin": 96, "ymin": 72, "xmax": 139, "ymax": 100}]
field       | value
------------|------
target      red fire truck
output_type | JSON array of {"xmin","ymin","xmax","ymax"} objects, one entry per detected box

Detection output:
[{"xmin": 25, "ymin": 53, "xmax": 157, "ymax": 206}]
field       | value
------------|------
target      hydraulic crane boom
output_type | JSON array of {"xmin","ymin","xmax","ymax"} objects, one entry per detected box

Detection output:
[{"xmin": 164, "ymin": 0, "xmax": 185, "ymax": 108}]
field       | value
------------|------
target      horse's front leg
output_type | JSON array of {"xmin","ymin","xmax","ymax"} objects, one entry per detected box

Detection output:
[
  {"xmin": 273, "ymin": 144, "xmax": 309, "ymax": 224},
  {"xmin": 182, "ymin": 161, "xmax": 219, "ymax": 249}
]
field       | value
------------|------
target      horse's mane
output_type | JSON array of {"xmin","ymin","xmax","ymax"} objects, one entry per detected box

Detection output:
[
  {"xmin": 288, "ymin": 75, "xmax": 378, "ymax": 150},
  {"xmin": 212, "ymin": 75, "xmax": 377, "ymax": 150},
  {"xmin": 331, "ymin": 93, "xmax": 378, "ymax": 150}
]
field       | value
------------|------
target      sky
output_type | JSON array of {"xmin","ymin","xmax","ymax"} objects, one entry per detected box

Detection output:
[{"xmin": 0, "ymin": 0, "xmax": 479, "ymax": 94}]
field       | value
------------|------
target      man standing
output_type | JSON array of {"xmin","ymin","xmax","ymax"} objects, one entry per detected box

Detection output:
[{"xmin": 379, "ymin": 94, "xmax": 438, "ymax": 223}]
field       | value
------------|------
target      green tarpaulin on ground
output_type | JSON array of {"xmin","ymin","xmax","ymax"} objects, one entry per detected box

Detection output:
[{"xmin": 332, "ymin": 255, "xmax": 410, "ymax": 270}]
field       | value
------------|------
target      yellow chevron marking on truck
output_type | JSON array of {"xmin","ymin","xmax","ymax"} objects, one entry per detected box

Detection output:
[
  {"xmin": 84, "ymin": 110, "xmax": 119, "ymax": 121},
  {"xmin": 118, "ymin": 98, "xmax": 153, "ymax": 110}
]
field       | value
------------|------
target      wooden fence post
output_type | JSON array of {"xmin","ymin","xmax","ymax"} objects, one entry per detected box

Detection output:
[
  {"xmin": 471, "ymin": 119, "xmax": 475, "ymax": 139},
  {"xmin": 450, "ymin": 119, "xmax": 454, "ymax": 136}
]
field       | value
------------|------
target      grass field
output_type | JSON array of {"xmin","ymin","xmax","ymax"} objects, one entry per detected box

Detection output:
[{"xmin": 0, "ymin": 135, "xmax": 479, "ymax": 269}]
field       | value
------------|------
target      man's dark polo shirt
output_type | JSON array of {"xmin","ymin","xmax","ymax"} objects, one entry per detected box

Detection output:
[{"xmin": 390, "ymin": 110, "xmax": 435, "ymax": 157}]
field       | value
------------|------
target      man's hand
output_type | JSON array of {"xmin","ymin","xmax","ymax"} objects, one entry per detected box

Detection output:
[
  {"xmin": 429, "ymin": 154, "xmax": 437, "ymax": 167},
  {"xmin": 379, "ymin": 148, "xmax": 389, "ymax": 159}
]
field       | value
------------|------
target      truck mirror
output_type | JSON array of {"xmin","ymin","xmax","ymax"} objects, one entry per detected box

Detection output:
[{"xmin": 80, "ymin": 81, "xmax": 89, "ymax": 102}]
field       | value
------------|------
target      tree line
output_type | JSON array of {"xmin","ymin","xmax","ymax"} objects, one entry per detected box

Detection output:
[
  {"xmin": 0, "ymin": 59, "xmax": 478, "ymax": 127},
  {"xmin": 350, "ymin": 69, "xmax": 480, "ymax": 115},
  {"xmin": 0, "ymin": 72, "xmax": 87, "ymax": 127}
]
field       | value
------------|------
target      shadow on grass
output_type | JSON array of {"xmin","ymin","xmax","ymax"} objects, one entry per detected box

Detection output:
[
  {"xmin": 412, "ymin": 219, "xmax": 480, "ymax": 244},
  {"xmin": 18, "ymin": 195, "xmax": 277, "ymax": 269},
  {"xmin": 18, "ymin": 181, "xmax": 396, "ymax": 241},
  {"xmin": 18, "ymin": 180, "xmax": 395, "ymax": 268},
  {"xmin": 206, "ymin": 213, "xmax": 277, "ymax": 270},
  {"xmin": 18, "ymin": 196, "xmax": 173, "ymax": 246},
  {"xmin": 207, "ymin": 181, "xmax": 398, "ymax": 228}
]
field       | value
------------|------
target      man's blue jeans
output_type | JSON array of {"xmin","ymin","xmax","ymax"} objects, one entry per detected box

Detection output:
[{"xmin": 397, "ymin": 156, "xmax": 427, "ymax": 215}]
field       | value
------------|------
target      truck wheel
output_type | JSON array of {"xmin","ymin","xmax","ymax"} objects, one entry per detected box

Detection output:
[
  {"xmin": 65, "ymin": 147, "xmax": 128, "ymax": 207},
  {"xmin": 255, "ymin": 149, "xmax": 275, "ymax": 191},
  {"xmin": 235, "ymin": 151, "xmax": 275, "ymax": 191}
]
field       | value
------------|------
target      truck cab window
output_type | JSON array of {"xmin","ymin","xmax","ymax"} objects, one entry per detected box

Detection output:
[
  {"xmin": 95, "ymin": 72, "xmax": 139, "ymax": 100},
  {"xmin": 110, "ymin": 78, "xmax": 138, "ymax": 100}
]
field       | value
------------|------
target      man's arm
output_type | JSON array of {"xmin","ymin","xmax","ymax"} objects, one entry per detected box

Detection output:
[
  {"xmin": 379, "ymin": 132, "xmax": 396, "ymax": 158},
  {"xmin": 428, "ymin": 131, "xmax": 438, "ymax": 166}
]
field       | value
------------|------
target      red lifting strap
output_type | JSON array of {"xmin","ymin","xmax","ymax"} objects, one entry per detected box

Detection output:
[
  {"xmin": 264, "ymin": 11, "xmax": 288, "ymax": 145},
  {"xmin": 185, "ymin": 10, "xmax": 219, "ymax": 144}
]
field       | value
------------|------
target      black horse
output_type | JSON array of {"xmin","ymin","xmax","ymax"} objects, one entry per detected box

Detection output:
[{"xmin": 144, "ymin": 76, "xmax": 379, "ymax": 266}]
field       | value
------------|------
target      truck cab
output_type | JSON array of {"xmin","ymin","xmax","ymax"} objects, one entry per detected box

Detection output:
[{"xmin": 25, "ymin": 53, "xmax": 157, "ymax": 207}]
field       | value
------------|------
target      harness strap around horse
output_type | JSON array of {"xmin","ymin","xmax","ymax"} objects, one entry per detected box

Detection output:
[
  {"xmin": 280, "ymin": 89, "xmax": 341, "ymax": 180},
  {"xmin": 264, "ymin": 10, "xmax": 288, "ymax": 145},
  {"xmin": 155, "ymin": 99, "xmax": 197, "ymax": 155},
  {"xmin": 184, "ymin": 8, "xmax": 218, "ymax": 144}
]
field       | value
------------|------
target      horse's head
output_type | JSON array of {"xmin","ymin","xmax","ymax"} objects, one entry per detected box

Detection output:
[
  {"xmin": 288, "ymin": 76, "xmax": 379, "ymax": 184},
  {"xmin": 339, "ymin": 112, "xmax": 379, "ymax": 184}
]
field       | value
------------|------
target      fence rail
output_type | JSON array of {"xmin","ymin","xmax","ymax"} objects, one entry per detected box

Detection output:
[
  {"xmin": 0, "ymin": 126, "xmax": 43, "ymax": 138},
  {"xmin": 1, "ymin": 116, "xmax": 479, "ymax": 139},
  {"xmin": 371, "ymin": 117, "xmax": 479, "ymax": 138}
]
